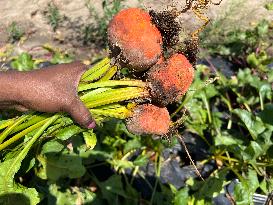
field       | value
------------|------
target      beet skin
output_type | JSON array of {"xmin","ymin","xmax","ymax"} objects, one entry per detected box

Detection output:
[{"xmin": 108, "ymin": 8, "xmax": 163, "ymax": 72}]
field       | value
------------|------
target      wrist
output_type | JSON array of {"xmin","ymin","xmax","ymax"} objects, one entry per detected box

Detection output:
[{"xmin": 0, "ymin": 71, "xmax": 26, "ymax": 102}]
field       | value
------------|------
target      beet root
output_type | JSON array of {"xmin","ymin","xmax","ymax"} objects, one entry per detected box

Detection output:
[
  {"xmin": 107, "ymin": 8, "xmax": 163, "ymax": 72},
  {"xmin": 147, "ymin": 53, "xmax": 194, "ymax": 106},
  {"xmin": 126, "ymin": 104, "xmax": 171, "ymax": 135}
]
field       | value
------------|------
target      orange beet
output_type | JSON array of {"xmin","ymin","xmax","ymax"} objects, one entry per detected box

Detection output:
[
  {"xmin": 126, "ymin": 104, "xmax": 171, "ymax": 135},
  {"xmin": 148, "ymin": 53, "xmax": 194, "ymax": 106},
  {"xmin": 107, "ymin": 8, "xmax": 163, "ymax": 72}
]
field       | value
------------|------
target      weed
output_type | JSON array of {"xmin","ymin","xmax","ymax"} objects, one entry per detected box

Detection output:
[
  {"xmin": 7, "ymin": 22, "xmax": 24, "ymax": 43},
  {"xmin": 265, "ymin": 2, "xmax": 273, "ymax": 10},
  {"xmin": 83, "ymin": 0, "xmax": 124, "ymax": 47},
  {"xmin": 45, "ymin": 3, "xmax": 63, "ymax": 32}
]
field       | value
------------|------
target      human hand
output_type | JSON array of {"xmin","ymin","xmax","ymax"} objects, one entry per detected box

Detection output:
[{"xmin": 0, "ymin": 62, "xmax": 95, "ymax": 129}]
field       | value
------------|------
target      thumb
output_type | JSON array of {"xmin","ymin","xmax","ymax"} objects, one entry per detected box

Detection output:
[{"xmin": 67, "ymin": 99, "xmax": 96, "ymax": 129}]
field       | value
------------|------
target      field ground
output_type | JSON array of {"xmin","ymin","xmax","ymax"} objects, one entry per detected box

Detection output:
[{"xmin": 0, "ymin": 0, "xmax": 272, "ymax": 60}]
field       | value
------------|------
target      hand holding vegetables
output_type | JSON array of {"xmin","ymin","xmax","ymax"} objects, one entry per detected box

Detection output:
[
  {"xmin": 0, "ymin": 7, "xmax": 197, "ymax": 152},
  {"xmin": 0, "ymin": 62, "xmax": 95, "ymax": 129}
]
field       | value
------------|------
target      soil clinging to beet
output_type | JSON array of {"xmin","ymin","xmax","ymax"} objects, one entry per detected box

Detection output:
[{"xmin": 149, "ymin": 9, "xmax": 181, "ymax": 48}]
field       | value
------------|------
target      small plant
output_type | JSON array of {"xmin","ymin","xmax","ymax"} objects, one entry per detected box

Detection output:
[
  {"xmin": 83, "ymin": 0, "xmax": 124, "ymax": 46},
  {"xmin": 265, "ymin": 2, "xmax": 273, "ymax": 10},
  {"xmin": 200, "ymin": 3, "xmax": 272, "ymax": 63},
  {"xmin": 10, "ymin": 52, "xmax": 35, "ymax": 71},
  {"xmin": 7, "ymin": 22, "xmax": 24, "ymax": 43},
  {"xmin": 45, "ymin": 3, "xmax": 63, "ymax": 32}
]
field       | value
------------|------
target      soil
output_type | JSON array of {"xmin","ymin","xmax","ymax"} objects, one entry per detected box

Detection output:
[{"xmin": 0, "ymin": 0, "xmax": 272, "ymax": 60}]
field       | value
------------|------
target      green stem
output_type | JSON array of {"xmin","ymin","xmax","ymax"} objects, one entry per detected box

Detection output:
[
  {"xmin": 81, "ymin": 63, "xmax": 110, "ymax": 82},
  {"xmin": 259, "ymin": 92, "xmax": 264, "ymax": 111},
  {"xmin": 10, "ymin": 114, "xmax": 49, "ymax": 134},
  {"xmin": 78, "ymin": 80, "xmax": 147, "ymax": 92},
  {"xmin": 224, "ymin": 161, "xmax": 244, "ymax": 182},
  {"xmin": 99, "ymin": 65, "xmax": 118, "ymax": 81},
  {"xmin": 149, "ymin": 153, "xmax": 161, "ymax": 205},
  {"xmin": 90, "ymin": 108, "xmax": 132, "ymax": 119},
  {"xmin": 220, "ymin": 95, "xmax": 233, "ymax": 129},
  {"xmin": 201, "ymin": 93, "xmax": 212, "ymax": 124},
  {"xmin": 218, "ymin": 155, "xmax": 239, "ymax": 163},
  {"xmin": 0, "ymin": 114, "xmax": 31, "ymax": 144},
  {"xmin": 80, "ymin": 88, "xmax": 111, "ymax": 101},
  {"xmin": 0, "ymin": 118, "xmax": 50, "ymax": 151},
  {"xmin": 5, "ymin": 115, "xmax": 59, "ymax": 183},
  {"xmin": 231, "ymin": 87, "xmax": 251, "ymax": 112},
  {"xmin": 85, "ymin": 87, "xmax": 148, "ymax": 108},
  {"xmin": 80, "ymin": 57, "xmax": 110, "ymax": 80},
  {"xmin": 171, "ymin": 103, "xmax": 184, "ymax": 118},
  {"xmin": 0, "ymin": 119, "xmax": 16, "ymax": 130}
]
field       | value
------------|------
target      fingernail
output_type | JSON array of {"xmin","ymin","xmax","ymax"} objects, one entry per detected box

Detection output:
[{"xmin": 88, "ymin": 121, "xmax": 96, "ymax": 129}]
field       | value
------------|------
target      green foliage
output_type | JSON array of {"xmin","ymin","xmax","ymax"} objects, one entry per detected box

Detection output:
[
  {"xmin": 37, "ymin": 151, "xmax": 86, "ymax": 181},
  {"xmin": 10, "ymin": 53, "xmax": 35, "ymax": 71},
  {"xmin": 177, "ymin": 53, "xmax": 273, "ymax": 203},
  {"xmin": 0, "ymin": 115, "xmax": 59, "ymax": 205},
  {"xmin": 45, "ymin": 3, "xmax": 63, "ymax": 32},
  {"xmin": 201, "ymin": 19, "xmax": 272, "ymax": 60},
  {"xmin": 50, "ymin": 51, "xmax": 74, "ymax": 64},
  {"xmin": 265, "ymin": 2, "xmax": 273, "ymax": 10},
  {"xmin": 83, "ymin": 0, "xmax": 124, "ymax": 46},
  {"xmin": 234, "ymin": 169, "xmax": 259, "ymax": 204},
  {"xmin": 7, "ymin": 21, "xmax": 25, "ymax": 43},
  {"xmin": 48, "ymin": 183, "xmax": 96, "ymax": 205}
]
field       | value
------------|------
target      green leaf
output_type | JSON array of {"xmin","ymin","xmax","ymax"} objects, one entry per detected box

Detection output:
[
  {"xmin": 83, "ymin": 130, "xmax": 97, "ymax": 149},
  {"xmin": 173, "ymin": 187, "xmax": 189, "ymax": 205},
  {"xmin": 0, "ymin": 192, "xmax": 37, "ymax": 205},
  {"xmin": 111, "ymin": 159, "xmax": 134, "ymax": 170},
  {"xmin": 214, "ymin": 131, "xmax": 243, "ymax": 146},
  {"xmin": 259, "ymin": 104, "xmax": 273, "ymax": 126},
  {"xmin": 194, "ymin": 169, "xmax": 227, "ymax": 200},
  {"xmin": 233, "ymin": 109, "xmax": 265, "ymax": 140},
  {"xmin": 0, "ymin": 115, "xmax": 59, "ymax": 205},
  {"xmin": 247, "ymin": 53, "xmax": 259, "ymax": 67},
  {"xmin": 133, "ymin": 154, "xmax": 148, "ymax": 167},
  {"xmin": 242, "ymin": 141, "xmax": 263, "ymax": 162},
  {"xmin": 41, "ymin": 140, "xmax": 64, "ymax": 154},
  {"xmin": 80, "ymin": 149, "xmax": 112, "ymax": 160},
  {"xmin": 37, "ymin": 152, "xmax": 86, "ymax": 181},
  {"xmin": 0, "ymin": 158, "xmax": 40, "ymax": 205},
  {"xmin": 259, "ymin": 83, "xmax": 272, "ymax": 100},
  {"xmin": 124, "ymin": 138, "xmax": 141, "ymax": 153},
  {"xmin": 48, "ymin": 184, "xmax": 97, "ymax": 205},
  {"xmin": 237, "ymin": 68, "xmax": 261, "ymax": 89},
  {"xmin": 10, "ymin": 52, "xmax": 35, "ymax": 71},
  {"xmin": 98, "ymin": 175, "xmax": 128, "ymax": 205},
  {"xmin": 257, "ymin": 20, "xmax": 269, "ymax": 36},
  {"xmin": 265, "ymin": 2, "xmax": 273, "ymax": 10},
  {"xmin": 56, "ymin": 125, "xmax": 83, "ymax": 140},
  {"xmin": 234, "ymin": 169, "xmax": 259, "ymax": 204}
]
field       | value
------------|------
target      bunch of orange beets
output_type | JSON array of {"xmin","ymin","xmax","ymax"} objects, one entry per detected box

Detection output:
[
  {"xmin": 107, "ymin": 8, "xmax": 194, "ymax": 136},
  {"xmin": 0, "ymin": 8, "xmax": 195, "ymax": 151}
]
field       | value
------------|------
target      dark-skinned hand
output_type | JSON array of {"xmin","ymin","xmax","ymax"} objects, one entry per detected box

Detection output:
[{"xmin": 0, "ymin": 62, "xmax": 95, "ymax": 129}]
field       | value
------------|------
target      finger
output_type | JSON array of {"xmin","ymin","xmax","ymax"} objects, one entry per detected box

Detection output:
[
  {"xmin": 14, "ymin": 105, "xmax": 30, "ymax": 112},
  {"xmin": 66, "ymin": 99, "xmax": 96, "ymax": 129},
  {"xmin": 0, "ymin": 104, "xmax": 29, "ymax": 112}
]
